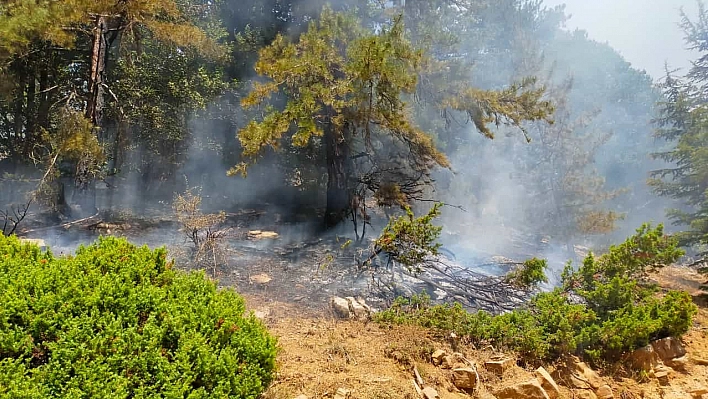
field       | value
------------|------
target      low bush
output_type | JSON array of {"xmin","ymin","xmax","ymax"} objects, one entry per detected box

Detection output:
[
  {"xmin": 0, "ymin": 235, "xmax": 277, "ymax": 398},
  {"xmin": 375, "ymin": 224, "xmax": 698, "ymax": 363},
  {"xmin": 504, "ymin": 257, "xmax": 549, "ymax": 288}
]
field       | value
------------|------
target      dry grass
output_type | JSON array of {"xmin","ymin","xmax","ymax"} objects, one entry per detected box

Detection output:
[
  {"xmin": 243, "ymin": 265, "xmax": 708, "ymax": 399},
  {"xmin": 172, "ymin": 188, "xmax": 231, "ymax": 277}
]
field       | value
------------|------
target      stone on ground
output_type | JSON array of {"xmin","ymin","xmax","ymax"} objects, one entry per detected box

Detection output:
[
  {"xmin": 495, "ymin": 379, "xmax": 551, "ymax": 399},
  {"xmin": 452, "ymin": 367, "xmax": 479, "ymax": 390},
  {"xmin": 485, "ymin": 355, "xmax": 514, "ymax": 375},
  {"xmin": 333, "ymin": 387, "xmax": 351, "ymax": 399},
  {"xmin": 534, "ymin": 367, "xmax": 561, "ymax": 399},
  {"xmin": 596, "ymin": 385, "xmax": 614, "ymax": 399},
  {"xmin": 422, "ymin": 386, "xmax": 440, "ymax": 399},
  {"xmin": 345, "ymin": 296, "xmax": 371, "ymax": 321},
  {"xmin": 431, "ymin": 349, "xmax": 447, "ymax": 366},
  {"xmin": 330, "ymin": 297, "xmax": 351, "ymax": 319},
  {"xmin": 628, "ymin": 345, "xmax": 660, "ymax": 372},
  {"xmin": 651, "ymin": 337, "xmax": 687, "ymax": 363}
]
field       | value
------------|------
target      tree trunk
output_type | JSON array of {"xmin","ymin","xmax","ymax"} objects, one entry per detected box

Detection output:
[
  {"xmin": 86, "ymin": 16, "xmax": 108, "ymax": 127},
  {"xmin": 37, "ymin": 63, "xmax": 49, "ymax": 131},
  {"xmin": 24, "ymin": 61, "xmax": 36, "ymax": 156},
  {"xmin": 324, "ymin": 125, "xmax": 353, "ymax": 228},
  {"xmin": 13, "ymin": 60, "xmax": 26, "ymax": 148},
  {"xmin": 71, "ymin": 16, "xmax": 109, "ymax": 217}
]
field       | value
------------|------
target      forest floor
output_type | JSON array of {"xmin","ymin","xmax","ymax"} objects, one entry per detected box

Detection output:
[
  {"xmin": 18, "ymin": 210, "xmax": 708, "ymax": 398},
  {"xmin": 243, "ymin": 265, "xmax": 708, "ymax": 399}
]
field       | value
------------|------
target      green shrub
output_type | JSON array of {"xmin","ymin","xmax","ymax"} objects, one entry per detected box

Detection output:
[
  {"xmin": 375, "ymin": 224, "xmax": 698, "ymax": 363},
  {"xmin": 371, "ymin": 203, "xmax": 443, "ymax": 273},
  {"xmin": 0, "ymin": 235, "xmax": 277, "ymax": 398},
  {"xmin": 505, "ymin": 258, "xmax": 549, "ymax": 289}
]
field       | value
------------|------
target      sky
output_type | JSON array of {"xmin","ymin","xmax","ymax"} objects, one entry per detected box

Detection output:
[{"xmin": 542, "ymin": 0, "xmax": 700, "ymax": 80}]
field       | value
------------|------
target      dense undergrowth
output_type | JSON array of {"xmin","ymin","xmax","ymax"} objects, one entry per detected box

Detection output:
[
  {"xmin": 375, "ymin": 224, "xmax": 698, "ymax": 364},
  {"xmin": 0, "ymin": 235, "xmax": 277, "ymax": 398}
]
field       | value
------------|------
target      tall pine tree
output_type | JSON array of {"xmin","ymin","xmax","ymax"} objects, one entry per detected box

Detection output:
[{"xmin": 235, "ymin": 6, "xmax": 554, "ymax": 227}]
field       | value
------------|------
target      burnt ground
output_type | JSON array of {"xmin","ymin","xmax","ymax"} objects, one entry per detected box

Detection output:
[
  {"xmin": 16, "ymin": 206, "xmax": 397, "ymax": 313},
  {"xmin": 13, "ymin": 207, "xmax": 708, "ymax": 399},
  {"xmin": 15, "ymin": 204, "xmax": 548, "ymax": 315}
]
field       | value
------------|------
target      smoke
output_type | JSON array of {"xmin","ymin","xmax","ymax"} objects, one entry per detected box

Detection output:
[
  {"xmin": 542, "ymin": 0, "xmax": 699, "ymax": 79},
  {"xmin": 3, "ymin": 0, "xmax": 695, "ymax": 282},
  {"xmin": 419, "ymin": 0, "xmax": 692, "ymax": 273}
]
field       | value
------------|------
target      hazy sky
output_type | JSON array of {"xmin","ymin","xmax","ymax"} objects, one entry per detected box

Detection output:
[{"xmin": 542, "ymin": 0, "xmax": 699, "ymax": 79}]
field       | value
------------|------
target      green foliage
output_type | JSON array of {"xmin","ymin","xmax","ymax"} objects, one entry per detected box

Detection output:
[
  {"xmin": 375, "ymin": 224, "xmax": 697, "ymax": 363},
  {"xmin": 440, "ymin": 76, "xmax": 555, "ymax": 142},
  {"xmin": 566, "ymin": 224, "xmax": 684, "ymax": 289},
  {"xmin": 514, "ymin": 79, "xmax": 623, "ymax": 250},
  {"xmin": 374, "ymin": 203, "xmax": 443, "ymax": 272},
  {"xmin": 0, "ymin": 0, "xmax": 222, "ymax": 60},
  {"xmin": 650, "ymin": 4, "xmax": 708, "ymax": 248},
  {"xmin": 505, "ymin": 258, "xmax": 549, "ymax": 289},
  {"xmin": 0, "ymin": 235, "xmax": 277, "ymax": 398},
  {"xmin": 51, "ymin": 108, "xmax": 105, "ymax": 164},
  {"xmin": 232, "ymin": 7, "xmax": 446, "ymax": 176}
]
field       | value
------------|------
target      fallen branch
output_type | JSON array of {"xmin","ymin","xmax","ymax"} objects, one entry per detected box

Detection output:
[
  {"xmin": 413, "ymin": 365, "xmax": 424, "ymax": 387},
  {"xmin": 20, "ymin": 211, "xmax": 100, "ymax": 234},
  {"xmin": 412, "ymin": 378, "xmax": 423, "ymax": 398}
]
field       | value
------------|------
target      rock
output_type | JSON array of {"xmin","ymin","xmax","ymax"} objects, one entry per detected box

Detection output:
[
  {"xmin": 431, "ymin": 349, "xmax": 447, "ymax": 366},
  {"xmin": 654, "ymin": 365, "xmax": 671, "ymax": 386},
  {"xmin": 422, "ymin": 386, "xmax": 440, "ymax": 399},
  {"xmin": 248, "ymin": 230, "xmax": 279, "ymax": 239},
  {"xmin": 534, "ymin": 367, "xmax": 561, "ymax": 399},
  {"xmin": 576, "ymin": 390, "xmax": 598, "ymax": 399},
  {"xmin": 692, "ymin": 356, "xmax": 708, "ymax": 366},
  {"xmin": 330, "ymin": 297, "xmax": 372, "ymax": 320},
  {"xmin": 249, "ymin": 273, "xmax": 272, "ymax": 285},
  {"xmin": 567, "ymin": 359, "xmax": 604, "ymax": 390},
  {"xmin": 596, "ymin": 385, "xmax": 614, "ymax": 399},
  {"xmin": 333, "ymin": 388, "xmax": 351, "ymax": 399},
  {"xmin": 666, "ymin": 355, "xmax": 690, "ymax": 371},
  {"xmin": 253, "ymin": 309, "xmax": 270, "ymax": 320},
  {"xmin": 495, "ymin": 379, "xmax": 550, "ymax": 399},
  {"xmin": 331, "ymin": 297, "xmax": 351, "ymax": 319},
  {"xmin": 485, "ymin": 356, "xmax": 514, "ymax": 375},
  {"xmin": 687, "ymin": 386, "xmax": 708, "ymax": 398},
  {"xmin": 441, "ymin": 352, "xmax": 466, "ymax": 369},
  {"xmin": 345, "ymin": 297, "xmax": 371, "ymax": 321},
  {"xmin": 652, "ymin": 337, "xmax": 687, "ymax": 362},
  {"xmin": 628, "ymin": 345, "xmax": 660, "ymax": 372},
  {"xmin": 452, "ymin": 367, "xmax": 479, "ymax": 390}
]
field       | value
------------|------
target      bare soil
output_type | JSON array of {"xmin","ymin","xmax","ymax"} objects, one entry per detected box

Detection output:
[{"xmin": 244, "ymin": 265, "xmax": 708, "ymax": 399}]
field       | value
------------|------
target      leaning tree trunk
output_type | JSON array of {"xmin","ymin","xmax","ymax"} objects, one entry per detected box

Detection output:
[{"xmin": 324, "ymin": 125, "xmax": 353, "ymax": 228}]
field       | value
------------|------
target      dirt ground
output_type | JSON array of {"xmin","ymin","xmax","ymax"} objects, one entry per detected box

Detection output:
[{"xmin": 244, "ymin": 265, "xmax": 708, "ymax": 399}]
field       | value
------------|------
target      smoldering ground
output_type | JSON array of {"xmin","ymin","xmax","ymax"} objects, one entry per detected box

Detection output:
[{"xmin": 0, "ymin": 0, "xmax": 694, "ymax": 307}]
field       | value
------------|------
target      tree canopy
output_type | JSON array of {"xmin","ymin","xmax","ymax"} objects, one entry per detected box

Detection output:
[{"xmin": 234, "ymin": 6, "xmax": 554, "ymax": 227}]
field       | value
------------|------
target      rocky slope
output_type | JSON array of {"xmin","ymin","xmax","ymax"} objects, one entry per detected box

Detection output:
[{"xmin": 245, "ymin": 265, "xmax": 708, "ymax": 399}]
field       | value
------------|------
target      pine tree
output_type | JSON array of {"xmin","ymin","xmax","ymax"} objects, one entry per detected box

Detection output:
[
  {"xmin": 0, "ymin": 0, "xmax": 225, "ymax": 213},
  {"xmin": 650, "ymin": 3, "xmax": 708, "ymax": 248},
  {"xmin": 519, "ymin": 79, "xmax": 622, "ymax": 257},
  {"xmin": 235, "ymin": 6, "xmax": 554, "ymax": 227}
]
